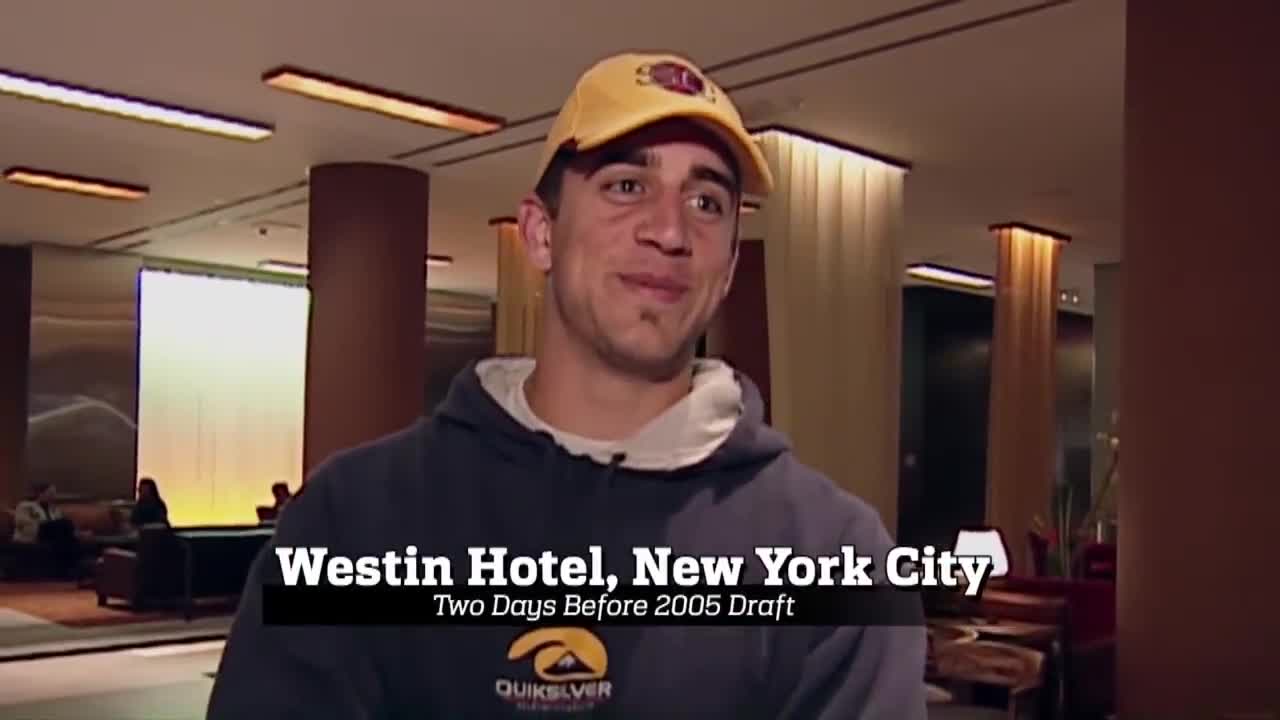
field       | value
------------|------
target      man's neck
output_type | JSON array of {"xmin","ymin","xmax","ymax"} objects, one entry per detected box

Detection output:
[{"xmin": 524, "ymin": 346, "xmax": 693, "ymax": 443}]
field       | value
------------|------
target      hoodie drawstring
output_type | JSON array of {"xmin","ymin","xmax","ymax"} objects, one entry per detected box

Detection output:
[{"xmin": 594, "ymin": 453, "xmax": 626, "ymax": 546}]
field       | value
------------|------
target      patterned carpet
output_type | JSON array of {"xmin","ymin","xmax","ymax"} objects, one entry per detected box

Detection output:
[{"xmin": 0, "ymin": 581, "xmax": 236, "ymax": 628}]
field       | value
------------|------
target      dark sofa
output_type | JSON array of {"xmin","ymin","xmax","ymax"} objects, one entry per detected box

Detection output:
[{"xmin": 1, "ymin": 500, "xmax": 135, "ymax": 580}]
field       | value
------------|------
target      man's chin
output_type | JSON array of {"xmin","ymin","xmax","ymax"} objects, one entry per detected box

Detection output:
[{"xmin": 596, "ymin": 336, "xmax": 693, "ymax": 383}]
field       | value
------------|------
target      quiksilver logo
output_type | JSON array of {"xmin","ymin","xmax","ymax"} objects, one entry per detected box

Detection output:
[{"xmin": 495, "ymin": 627, "xmax": 613, "ymax": 712}]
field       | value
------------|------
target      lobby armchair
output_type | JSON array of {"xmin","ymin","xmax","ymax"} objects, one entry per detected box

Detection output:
[
  {"xmin": 991, "ymin": 575, "xmax": 1116, "ymax": 719},
  {"xmin": 94, "ymin": 524, "xmax": 184, "ymax": 610}
]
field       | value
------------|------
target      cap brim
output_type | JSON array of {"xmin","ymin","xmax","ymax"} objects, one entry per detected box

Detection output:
[{"xmin": 573, "ymin": 106, "xmax": 774, "ymax": 199}]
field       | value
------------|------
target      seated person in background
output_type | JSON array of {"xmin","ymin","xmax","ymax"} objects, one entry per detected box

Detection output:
[
  {"xmin": 12, "ymin": 482, "xmax": 62, "ymax": 543},
  {"xmin": 12, "ymin": 482, "xmax": 82, "ymax": 578},
  {"xmin": 256, "ymin": 483, "xmax": 293, "ymax": 523},
  {"xmin": 130, "ymin": 477, "xmax": 169, "ymax": 528},
  {"xmin": 270, "ymin": 482, "xmax": 291, "ymax": 511}
]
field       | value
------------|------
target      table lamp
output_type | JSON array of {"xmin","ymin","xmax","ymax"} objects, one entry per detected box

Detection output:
[{"xmin": 951, "ymin": 527, "xmax": 1009, "ymax": 623}]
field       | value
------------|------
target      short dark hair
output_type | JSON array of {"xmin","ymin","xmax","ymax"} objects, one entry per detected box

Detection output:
[{"xmin": 534, "ymin": 148, "xmax": 576, "ymax": 219}]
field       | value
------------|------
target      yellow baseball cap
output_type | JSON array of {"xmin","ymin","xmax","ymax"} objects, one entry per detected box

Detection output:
[{"xmin": 533, "ymin": 52, "xmax": 774, "ymax": 199}]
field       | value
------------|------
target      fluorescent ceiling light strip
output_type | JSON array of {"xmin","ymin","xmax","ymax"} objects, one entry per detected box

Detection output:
[
  {"xmin": 4, "ymin": 167, "xmax": 147, "ymax": 200},
  {"xmin": 906, "ymin": 264, "xmax": 993, "ymax": 289},
  {"xmin": 262, "ymin": 67, "xmax": 503, "ymax": 134},
  {"xmin": 0, "ymin": 69, "xmax": 273, "ymax": 141}
]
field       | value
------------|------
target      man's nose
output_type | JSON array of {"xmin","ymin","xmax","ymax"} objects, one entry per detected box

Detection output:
[{"xmin": 635, "ymin": 194, "xmax": 691, "ymax": 255}]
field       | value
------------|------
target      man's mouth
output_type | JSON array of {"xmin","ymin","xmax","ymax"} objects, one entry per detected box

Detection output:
[{"xmin": 616, "ymin": 272, "xmax": 690, "ymax": 304}]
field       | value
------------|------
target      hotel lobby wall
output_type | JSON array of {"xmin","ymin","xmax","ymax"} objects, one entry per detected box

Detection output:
[
  {"xmin": 896, "ymin": 286, "xmax": 1093, "ymax": 550},
  {"xmin": 0, "ymin": 240, "xmax": 494, "ymax": 521},
  {"xmin": 26, "ymin": 245, "xmax": 141, "ymax": 502},
  {"xmin": 704, "ymin": 239, "xmax": 772, "ymax": 423},
  {"xmin": 422, "ymin": 290, "xmax": 496, "ymax": 414}
]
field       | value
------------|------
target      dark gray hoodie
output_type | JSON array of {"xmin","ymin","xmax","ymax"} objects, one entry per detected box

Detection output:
[{"xmin": 207, "ymin": 358, "xmax": 927, "ymax": 719}]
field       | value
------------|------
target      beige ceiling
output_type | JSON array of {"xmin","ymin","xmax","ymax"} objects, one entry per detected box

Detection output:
[{"xmin": 0, "ymin": 0, "xmax": 1123, "ymax": 309}]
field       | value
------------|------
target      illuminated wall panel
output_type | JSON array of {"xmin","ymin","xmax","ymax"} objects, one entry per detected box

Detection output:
[{"xmin": 136, "ymin": 269, "xmax": 308, "ymax": 526}]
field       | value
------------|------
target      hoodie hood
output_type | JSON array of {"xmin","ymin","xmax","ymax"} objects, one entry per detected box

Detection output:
[{"xmin": 434, "ymin": 356, "xmax": 788, "ymax": 476}]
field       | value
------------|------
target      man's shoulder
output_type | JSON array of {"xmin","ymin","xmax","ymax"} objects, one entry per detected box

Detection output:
[
  {"xmin": 299, "ymin": 418, "xmax": 431, "ymax": 500},
  {"xmin": 749, "ymin": 451, "xmax": 881, "ymax": 521},
  {"xmin": 274, "ymin": 418, "xmax": 436, "ymax": 548},
  {"xmin": 736, "ymin": 451, "xmax": 892, "ymax": 551}
]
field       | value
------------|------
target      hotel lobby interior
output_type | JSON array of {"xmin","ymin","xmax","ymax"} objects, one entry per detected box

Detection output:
[{"xmin": 1, "ymin": 1, "xmax": 1276, "ymax": 718}]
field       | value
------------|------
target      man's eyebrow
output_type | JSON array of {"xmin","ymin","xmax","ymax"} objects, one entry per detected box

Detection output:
[
  {"xmin": 581, "ymin": 150, "xmax": 740, "ymax": 196},
  {"xmin": 690, "ymin": 165, "xmax": 739, "ymax": 198}
]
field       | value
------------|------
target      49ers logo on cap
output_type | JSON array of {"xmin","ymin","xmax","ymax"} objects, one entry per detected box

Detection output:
[{"xmin": 636, "ymin": 61, "xmax": 716, "ymax": 102}]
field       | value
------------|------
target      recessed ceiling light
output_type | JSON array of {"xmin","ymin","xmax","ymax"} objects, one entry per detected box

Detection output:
[
  {"xmin": 906, "ymin": 263, "xmax": 993, "ymax": 290},
  {"xmin": 3, "ymin": 167, "xmax": 147, "ymax": 201},
  {"xmin": 262, "ymin": 66, "xmax": 503, "ymax": 135},
  {"xmin": 258, "ymin": 255, "xmax": 453, "ymax": 275},
  {"xmin": 0, "ymin": 68, "xmax": 273, "ymax": 141}
]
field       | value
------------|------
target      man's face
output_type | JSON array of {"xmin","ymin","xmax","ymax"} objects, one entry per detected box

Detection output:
[{"xmin": 525, "ymin": 121, "xmax": 740, "ymax": 380}]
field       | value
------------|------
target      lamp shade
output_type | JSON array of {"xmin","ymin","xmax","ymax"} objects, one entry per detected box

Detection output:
[{"xmin": 953, "ymin": 528, "xmax": 1010, "ymax": 578}]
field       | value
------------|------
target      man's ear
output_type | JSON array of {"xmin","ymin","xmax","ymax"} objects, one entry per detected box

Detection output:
[
  {"xmin": 517, "ymin": 193, "xmax": 554, "ymax": 272},
  {"xmin": 721, "ymin": 236, "xmax": 741, "ymax": 300}
]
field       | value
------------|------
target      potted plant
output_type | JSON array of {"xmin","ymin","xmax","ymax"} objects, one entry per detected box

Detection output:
[{"xmin": 1031, "ymin": 412, "xmax": 1120, "ymax": 578}]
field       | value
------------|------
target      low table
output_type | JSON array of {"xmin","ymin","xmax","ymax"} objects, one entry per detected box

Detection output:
[
  {"xmin": 929, "ymin": 616, "xmax": 1064, "ymax": 718},
  {"xmin": 176, "ymin": 527, "xmax": 275, "ymax": 620},
  {"xmin": 930, "ymin": 617, "xmax": 1057, "ymax": 646},
  {"xmin": 95, "ymin": 525, "xmax": 274, "ymax": 618}
]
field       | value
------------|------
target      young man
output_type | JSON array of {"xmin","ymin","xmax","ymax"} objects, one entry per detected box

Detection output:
[{"xmin": 208, "ymin": 52, "xmax": 926, "ymax": 718}]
